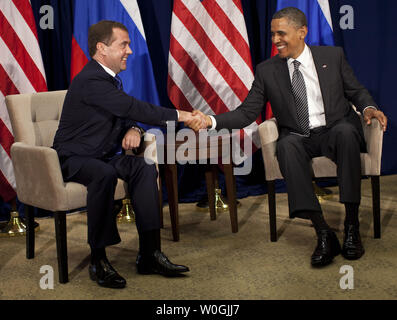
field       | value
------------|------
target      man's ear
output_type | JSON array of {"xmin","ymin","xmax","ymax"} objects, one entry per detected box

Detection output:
[
  {"xmin": 299, "ymin": 26, "xmax": 308, "ymax": 40},
  {"xmin": 96, "ymin": 42, "xmax": 106, "ymax": 56}
]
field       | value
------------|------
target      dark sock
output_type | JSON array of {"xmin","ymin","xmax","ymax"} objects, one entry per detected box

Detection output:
[
  {"xmin": 139, "ymin": 229, "xmax": 161, "ymax": 258},
  {"xmin": 344, "ymin": 203, "xmax": 359, "ymax": 228},
  {"xmin": 90, "ymin": 247, "xmax": 106, "ymax": 264},
  {"xmin": 308, "ymin": 210, "xmax": 331, "ymax": 234}
]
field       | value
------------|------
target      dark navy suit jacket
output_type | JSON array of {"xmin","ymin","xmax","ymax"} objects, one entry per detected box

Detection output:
[{"xmin": 53, "ymin": 59, "xmax": 177, "ymax": 179}]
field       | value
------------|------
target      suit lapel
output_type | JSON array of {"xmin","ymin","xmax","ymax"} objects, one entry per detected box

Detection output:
[
  {"xmin": 310, "ymin": 46, "xmax": 330, "ymax": 113},
  {"xmin": 273, "ymin": 56, "xmax": 299, "ymax": 124}
]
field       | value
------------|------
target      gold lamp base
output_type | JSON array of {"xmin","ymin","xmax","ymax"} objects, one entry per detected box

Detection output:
[
  {"xmin": 117, "ymin": 198, "xmax": 135, "ymax": 223},
  {"xmin": 0, "ymin": 210, "xmax": 40, "ymax": 237},
  {"xmin": 313, "ymin": 182, "xmax": 333, "ymax": 203},
  {"xmin": 197, "ymin": 188, "xmax": 241, "ymax": 212}
]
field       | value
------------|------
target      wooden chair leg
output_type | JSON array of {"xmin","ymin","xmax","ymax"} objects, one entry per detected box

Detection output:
[
  {"xmin": 158, "ymin": 171, "xmax": 164, "ymax": 229},
  {"xmin": 54, "ymin": 211, "xmax": 68, "ymax": 283},
  {"xmin": 205, "ymin": 164, "xmax": 217, "ymax": 221},
  {"xmin": 25, "ymin": 205, "xmax": 35, "ymax": 259},
  {"xmin": 371, "ymin": 176, "xmax": 381, "ymax": 239},
  {"xmin": 268, "ymin": 181, "xmax": 277, "ymax": 242},
  {"xmin": 224, "ymin": 163, "xmax": 238, "ymax": 233},
  {"xmin": 164, "ymin": 164, "xmax": 179, "ymax": 241}
]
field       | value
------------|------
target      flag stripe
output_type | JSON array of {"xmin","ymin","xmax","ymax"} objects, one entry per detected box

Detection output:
[
  {"xmin": 70, "ymin": 36, "xmax": 89, "ymax": 80},
  {"xmin": 169, "ymin": 16, "xmax": 242, "ymax": 111},
  {"xmin": 168, "ymin": 54, "xmax": 213, "ymax": 115},
  {"xmin": 0, "ymin": 168, "xmax": 15, "ymax": 202},
  {"xmin": 167, "ymin": 75, "xmax": 194, "ymax": 112},
  {"xmin": 0, "ymin": 0, "xmax": 47, "ymax": 201},
  {"xmin": 0, "ymin": 36, "xmax": 36, "ymax": 93},
  {"xmin": 1, "ymin": 0, "xmax": 46, "ymax": 80},
  {"xmin": 179, "ymin": 0, "xmax": 253, "ymax": 92},
  {"xmin": 232, "ymin": 0, "xmax": 244, "ymax": 15},
  {"xmin": 0, "ymin": 11, "xmax": 47, "ymax": 92},
  {"xmin": 172, "ymin": 2, "xmax": 248, "ymax": 102},
  {"xmin": 201, "ymin": 0, "xmax": 252, "ymax": 71},
  {"xmin": 0, "ymin": 90, "xmax": 14, "ymax": 134},
  {"xmin": 11, "ymin": 0, "xmax": 39, "ymax": 41},
  {"xmin": 0, "ymin": 120, "xmax": 13, "ymax": 158},
  {"xmin": 170, "ymin": 35, "xmax": 231, "ymax": 116},
  {"xmin": 119, "ymin": 0, "xmax": 146, "ymax": 40}
]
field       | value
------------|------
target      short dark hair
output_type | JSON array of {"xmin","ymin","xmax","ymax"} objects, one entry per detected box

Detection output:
[
  {"xmin": 88, "ymin": 20, "xmax": 128, "ymax": 58},
  {"xmin": 272, "ymin": 7, "xmax": 307, "ymax": 29}
]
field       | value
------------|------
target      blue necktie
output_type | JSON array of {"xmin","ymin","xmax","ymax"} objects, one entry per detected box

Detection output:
[
  {"xmin": 114, "ymin": 75, "xmax": 123, "ymax": 90},
  {"xmin": 114, "ymin": 75, "xmax": 124, "ymax": 156}
]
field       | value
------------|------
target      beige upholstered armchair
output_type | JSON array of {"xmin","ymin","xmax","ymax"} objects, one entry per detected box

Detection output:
[
  {"xmin": 258, "ymin": 113, "xmax": 383, "ymax": 242},
  {"xmin": 5, "ymin": 90, "xmax": 158, "ymax": 283}
]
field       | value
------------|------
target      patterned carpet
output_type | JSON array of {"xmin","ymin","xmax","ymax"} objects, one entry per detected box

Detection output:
[{"xmin": 0, "ymin": 175, "xmax": 396, "ymax": 300}]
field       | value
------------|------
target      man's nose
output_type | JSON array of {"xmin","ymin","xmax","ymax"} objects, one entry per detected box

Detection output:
[{"xmin": 126, "ymin": 45, "xmax": 132, "ymax": 55}]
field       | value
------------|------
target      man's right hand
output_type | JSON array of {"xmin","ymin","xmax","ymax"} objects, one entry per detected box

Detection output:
[
  {"xmin": 190, "ymin": 109, "xmax": 212, "ymax": 131},
  {"xmin": 178, "ymin": 110, "xmax": 210, "ymax": 131}
]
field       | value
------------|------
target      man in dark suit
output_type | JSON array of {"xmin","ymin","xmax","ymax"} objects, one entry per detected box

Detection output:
[
  {"xmin": 53, "ymin": 20, "xmax": 201, "ymax": 288},
  {"xmin": 190, "ymin": 7, "xmax": 387, "ymax": 267}
]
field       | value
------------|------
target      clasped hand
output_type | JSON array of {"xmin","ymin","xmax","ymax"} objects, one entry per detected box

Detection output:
[{"xmin": 178, "ymin": 110, "xmax": 212, "ymax": 131}]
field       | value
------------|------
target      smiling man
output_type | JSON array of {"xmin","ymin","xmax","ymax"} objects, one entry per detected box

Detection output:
[
  {"xmin": 190, "ymin": 7, "xmax": 387, "ymax": 267},
  {"xmin": 53, "ymin": 20, "xmax": 196, "ymax": 288}
]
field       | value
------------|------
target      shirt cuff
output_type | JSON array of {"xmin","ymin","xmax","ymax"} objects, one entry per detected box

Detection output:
[{"xmin": 208, "ymin": 115, "xmax": 217, "ymax": 130}]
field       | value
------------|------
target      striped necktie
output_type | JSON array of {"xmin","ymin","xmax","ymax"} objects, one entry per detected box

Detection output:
[{"xmin": 291, "ymin": 60, "xmax": 310, "ymax": 136}]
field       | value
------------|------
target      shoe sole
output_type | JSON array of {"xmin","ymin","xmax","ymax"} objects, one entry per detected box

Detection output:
[
  {"xmin": 342, "ymin": 249, "xmax": 365, "ymax": 260},
  {"xmin": 137, "ymin": 267, "xmax": 189, "ymax": 277}
]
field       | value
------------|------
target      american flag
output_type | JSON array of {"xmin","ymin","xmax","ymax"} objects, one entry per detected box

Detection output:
[
  {"xmin": 167, "ymin": 0, "xmax": 261, "ymax": 157},
  {"xmin": 0, "ymin": 0, "xmax": 47, "ymax": 202}
]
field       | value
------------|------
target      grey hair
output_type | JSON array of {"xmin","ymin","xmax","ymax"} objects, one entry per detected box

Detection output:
[{"xmin": 272, "ymin": 7, "xmax": 307, "ymax": 29}]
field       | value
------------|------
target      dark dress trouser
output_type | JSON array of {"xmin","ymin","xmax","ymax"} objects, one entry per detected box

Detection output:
[
  {"xmin": 276, "ymin": 120, "xmax": 363, "ymax": 218},
  {"xmin": 62, "ymin": 154, "xmax": 160, "ymax": 249}
]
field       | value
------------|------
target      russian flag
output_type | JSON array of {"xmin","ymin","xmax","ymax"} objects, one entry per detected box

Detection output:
[
  {"xmin": 266, "ymin": 0, "xmax": 334, "ymax": 118},
  {"xmin": 71, "ymin": 0, "xmax": 160, "ymax": 110}
]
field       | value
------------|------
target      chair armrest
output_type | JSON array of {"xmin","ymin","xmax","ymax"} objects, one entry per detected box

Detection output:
[
  {"xmin": 359, "ymin": 115, "xmax": 383, "ymax": 175},
  {"xmin": 10, "ymin": 142, "xmax": 67, "ymax": 207},
  {"xmin": 258, "ymin": 118, "xmax": 279, "ymax": 145},
  {"xmin": 258, "ymin": 118, "xmax": 283, "ymax": 180}
]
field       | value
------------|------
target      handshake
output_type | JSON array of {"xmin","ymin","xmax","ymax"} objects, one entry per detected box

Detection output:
[{"xmin": 178, "ymin": 110, "xmax": 213, "ymax": 131}]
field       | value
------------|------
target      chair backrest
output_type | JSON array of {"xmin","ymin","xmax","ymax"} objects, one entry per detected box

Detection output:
[{"xmin": 5, "ymin": 90, "xmax": 67, "ymax": 147}]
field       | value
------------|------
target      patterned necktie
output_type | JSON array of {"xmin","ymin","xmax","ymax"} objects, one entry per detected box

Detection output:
[
  {"xmin": 291, "ymin": 60, "xmax": 310, "ymax": 136},
  {"xmin": 115, "ymin": 75, "xmax": 123, "ymax": 90}
]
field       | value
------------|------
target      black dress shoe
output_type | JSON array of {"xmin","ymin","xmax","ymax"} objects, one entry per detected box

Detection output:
[
  {"xmin": 136, "ymin": 250, "xmax": 189, "ymax": 277},
  {"xmin": 342, "ymin": 224, "xmax": 365, "ymax": 260},
  {"xmin": 89, "ymin": 257, "xmax": 126, "ymax": 289},
  {"xmin": 311, "ymin": 230, "xmax": 341, "ymax": 267}
]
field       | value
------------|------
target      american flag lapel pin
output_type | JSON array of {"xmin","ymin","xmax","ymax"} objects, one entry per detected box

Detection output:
[{"xmin": 322, "ymin": 64, "xmax": 327, "ymax": 68}]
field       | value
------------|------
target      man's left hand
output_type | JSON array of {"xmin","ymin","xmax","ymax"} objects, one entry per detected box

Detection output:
[
  {"xmin": 363, "ymin": 108, "xmax": 388, "ymax": 132},
  {"xmin": 122, "ymin": 127, "xmax": 141, "ymax": 150}
]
